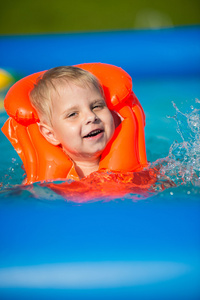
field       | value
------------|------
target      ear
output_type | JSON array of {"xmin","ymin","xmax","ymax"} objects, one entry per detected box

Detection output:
[{"xmin": 38, "ymin": 123, "xmax": 60, "ymax": 146}]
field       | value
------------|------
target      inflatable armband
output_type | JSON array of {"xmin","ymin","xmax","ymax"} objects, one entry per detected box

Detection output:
[{"xmin": 2, "ymin": 63, "xmax": 147, "ymax": 184}]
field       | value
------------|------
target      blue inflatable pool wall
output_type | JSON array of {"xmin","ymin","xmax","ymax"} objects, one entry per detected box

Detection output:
[{"xmin": 1, "ymin": 26, "xmax": 199, "ymax": 78}]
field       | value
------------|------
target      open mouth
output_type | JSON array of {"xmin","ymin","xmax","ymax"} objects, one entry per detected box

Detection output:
[{"xmin": 83, "ymin": 129, "xmax": 104, "ymax": 138}]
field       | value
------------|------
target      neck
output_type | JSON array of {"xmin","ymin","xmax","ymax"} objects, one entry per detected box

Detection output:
[{"xmin": 74, "ymin": 158, "xmax": 100, "ymax": 179}]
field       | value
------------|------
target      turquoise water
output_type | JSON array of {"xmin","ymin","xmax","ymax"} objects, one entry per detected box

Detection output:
[{"xmin": 0, "ymin": 75, "xmax": 199, "ymax": 201}]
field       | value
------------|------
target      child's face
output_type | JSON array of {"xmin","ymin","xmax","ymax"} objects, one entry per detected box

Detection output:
[{"xmin": 41, "ymin": 82, "xmax": 115, "ymax": 162}]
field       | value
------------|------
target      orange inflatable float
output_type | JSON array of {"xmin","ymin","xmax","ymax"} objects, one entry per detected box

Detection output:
[{"xmin": 2, "ymin": 63, "xmax": 147, "ymax": 185}]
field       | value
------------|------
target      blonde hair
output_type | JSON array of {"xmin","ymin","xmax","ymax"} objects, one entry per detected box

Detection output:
[{"xmin": 30, "ymin": 66, "xmax": 104, "ymax": 125}]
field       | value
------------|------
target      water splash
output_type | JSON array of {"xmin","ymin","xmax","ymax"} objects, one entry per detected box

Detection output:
[{"xmin": 151, "ymin": 99, "xmax": 200, "ymax": 188}]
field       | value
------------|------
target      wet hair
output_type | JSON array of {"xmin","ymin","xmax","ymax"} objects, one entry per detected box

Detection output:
[{"xmin": 30, "ymin": 66, "xmax": 104, "ymax": 125}]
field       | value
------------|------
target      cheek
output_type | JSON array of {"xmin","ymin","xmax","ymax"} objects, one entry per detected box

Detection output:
[
  {"xmin": 111, "ymin": 111, "xmax": 122, "ymax": 128},
  {"xmin": 54, "ymin": 123, "xmax": 79, "ymax": 141},
  {"xmin": 110, "ymin": 117, "xmax": 115, "ymax": 137},
  {"xmin": 105, "ymin": 112, "xmax": 115, "ymax": 137}
]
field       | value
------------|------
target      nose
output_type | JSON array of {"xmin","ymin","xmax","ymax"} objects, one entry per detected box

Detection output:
[{"xmin": 85, "ymin": 109, "xmax": 98, "ymax": 124}]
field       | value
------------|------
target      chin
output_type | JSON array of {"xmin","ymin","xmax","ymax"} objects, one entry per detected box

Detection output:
[{"xmin": 85, "ymin": 148, "xmax": 105, "ymax": 159}]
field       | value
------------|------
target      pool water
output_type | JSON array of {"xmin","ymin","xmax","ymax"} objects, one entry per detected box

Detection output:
[
  {"xmin": 0, "ymin": 27, "xmax": 200, "ymax": 299},
  {"xmin": 1, "ymin": 75, "xmax": 199, "ymax": 200}
]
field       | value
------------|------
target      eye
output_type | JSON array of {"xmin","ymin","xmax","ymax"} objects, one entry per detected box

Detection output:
[
  {"xmin": 92, "ymin": 101, "xmax": 106, "ymax": 111},
  {"xmin": 67, "ymin": 111, "xmax": 78, "ymax": 118}
]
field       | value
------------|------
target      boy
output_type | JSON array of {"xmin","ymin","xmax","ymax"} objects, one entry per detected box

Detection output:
[{"xmin": 30, "ymin": 66, "xmax": 115, "ymax": 179}]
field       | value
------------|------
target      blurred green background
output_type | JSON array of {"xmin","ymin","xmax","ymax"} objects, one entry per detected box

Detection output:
[{"xmin": 0, "ymin": 0, "xmax": 200, "ymax": 34}]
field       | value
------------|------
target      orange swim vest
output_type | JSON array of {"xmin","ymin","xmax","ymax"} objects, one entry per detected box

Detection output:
[{"xmin": 2, "ymin": 63, "xmax": 147, "ymax": 184}]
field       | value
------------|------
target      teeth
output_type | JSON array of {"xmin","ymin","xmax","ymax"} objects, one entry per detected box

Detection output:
[{"xmin": 85, "ymin": 129, "xmax": 102, "ymax": 138}]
